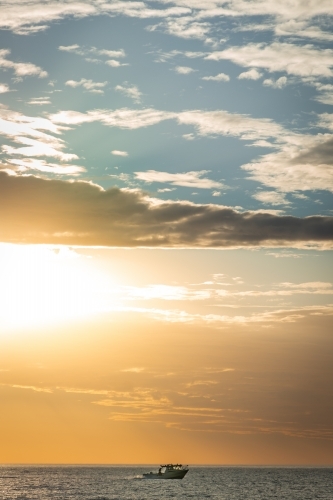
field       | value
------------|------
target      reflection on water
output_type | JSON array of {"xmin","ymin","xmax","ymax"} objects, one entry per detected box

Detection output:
[{"xmin": 0, "ymin": 466, "xmax": 332, "ymax": 500}]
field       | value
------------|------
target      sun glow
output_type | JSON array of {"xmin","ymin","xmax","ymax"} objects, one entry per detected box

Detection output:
[{"xmin": 0, "ymin": 244, "xmax": 119, "ymax": 329}]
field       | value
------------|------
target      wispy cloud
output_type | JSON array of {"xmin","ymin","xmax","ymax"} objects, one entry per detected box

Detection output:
[
  {"xmin": 174, "ymin": 65, "xmax": 196, "ymax": 74},
  {"xmin": 253, "ymin": 191, "xmax": 290, "ymax": 206},
  {"xmin": 124, "ymin": 284, "xmax": 210, "ymax": 301},
  {"xmin": 66, "ymin": 78, "xmax": 107, "ymax": 94},
  {"xmin": 59, "ymin": 44, "xmax": 127, "ymax": 67},
  {"xmin": 202, "ymin": 73, "xmax": 230, "ymax": 81},
  {"xmin": 27, "ymin": 97, "xmax": 51, "ymax": 105},
  {"xmin": 134, "ymin": 170, "xmax": 224, "ymax": 189},
  {"xmin": 0, "ymin": 49, "xmax": 47, "ymax": 78},
  {"xmin": 206, "ymin": 43, "xmax": 333, "ymax": 78},
  {"xmin": 115, "ymin": 83, "xmax": 142, "ymax": 102},
  {"xmin": 46, "ymin": 106, "xmax": 333, "ymax": 194},
  {"xmin": 0, "ymin": 107, "xmax": 77, "ymax": 164}
]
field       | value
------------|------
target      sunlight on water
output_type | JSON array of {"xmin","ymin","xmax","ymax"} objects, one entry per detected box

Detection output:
[{"xmin": 0, "ymin": 466, "xmax": 332, "ymax": 500}]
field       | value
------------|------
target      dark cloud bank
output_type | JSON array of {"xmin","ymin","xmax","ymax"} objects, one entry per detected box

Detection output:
[{"xmin": 1, "ymin": 172, "xmax": 332, "ymax": 248}]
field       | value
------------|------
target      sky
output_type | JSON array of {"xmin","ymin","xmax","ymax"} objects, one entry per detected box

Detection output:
[{"xmin": 0, "ymin": 0, "xmax": 333, "ymax": 465}]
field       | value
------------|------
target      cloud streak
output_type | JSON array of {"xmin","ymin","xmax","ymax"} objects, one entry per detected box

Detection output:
[{"xmin": 134, "ymin": 170, "xmax": 224, "ymax": 189}]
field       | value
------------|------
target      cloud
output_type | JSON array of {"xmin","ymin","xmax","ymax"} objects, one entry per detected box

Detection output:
[
  {"xmin": 59, "ymin": 44, "xmax": 81, "ymax": 53},
  {"xmin": 65, "ymin": 78, "xmax": 107, "ymax": 93},
  {"xmin": 124, "ymin": 284, "xmax": 210, "ymax": 300},
  {"xmin": 0, "ymin": 171, "xmax": 332, "ymax": 248},
  {"xmin": 206, "ymin": 43, "xmax": 333, "ymax": 78},
  {"xmin": 134, "ymin": 170, "xmax": 224, "ymax": 189},
  {"xmin": 243, "ymin": 133, "xmax": 333, "ymax": 193},
  {"xmin": 50, "ymin": 107, "xmax": 176, "ymax": 128},
  {"xmin": 115, "ymin": 83, "xmax": 142, "ymax": 102},
  {"xmin": 0, "ymin": 49, "xmax": 47, "ymax": 78},
  {"xmin": 59, "ymin": 44, "xmax": 128, "ymax": 67},
  {"xmin": 202, "ymin": 73, "xmax": 230, "ymax": 81},
  {"xmin": 274, "ymin": 20, "xmax": 333, "ymax": 42},
  {"xmin": 263, "ymin": 76, "xmax": 287, "ymax": 89},
  {"xmin": 217, "ymin": 282, "xmax": 333, "ymax": 297},
  {"xmin": 97, "ymin": 49, "xmax": 126, "ymax": 58},
  {"xmin": 312, "ymin": 83, "xmax": 333, "ymax": 105},
  {"xmin": 49, "ymin": 106, "xmax": 333, "ymax": 195},
  {"xmin": 253, "ymin": 191, "xmax": 290, "ymax": 206},
  {"xmin": 238, "ymin": 69, "xmax": 262, "ymax": 80},
  {"xmin": 176, "ymin": 109, "xmax": 285, "ymax": 140},
  {"xmin": 0, "ymin": 106, "xmax": 77, "ymax": 164},
  {"xmin": 1, "ymin": 0, "xmax": 333, "ymax": 47},
  {"xmin": 0, "ymin": 83, "xmax": 10, "ymax": 93},
  {"xmin": 5, "ymin": 158, "xmax": 85, "ymax": 175},
  {"xmin": 111, "ymin": 150, "xmax": 128, "ymax": 156},
  {"xmin": 174, "ymin": 66, "xmax": 196, "ymax": 74},
  {"xmin": 149, "ymin": 16, "xmax": 211, "ymax": 40},
  {"xmin": 50, "ymin": 106, "xmax": 286, "ymax": 142},
  {"xmin": 106, "ymin": 59, "xmax": 127, "ymax": 67},
  {"xmin": 27, "ymin": 97, "xmax": 51, "ymax": 105}
]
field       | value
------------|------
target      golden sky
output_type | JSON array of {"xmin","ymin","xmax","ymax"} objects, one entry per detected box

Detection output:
[
  {"xmin": 0, "ymin": 245, "xmax": 332, "ymax": 464},
  {"xmin": 1, "ymin": 0, "xmax": 333, "ymax": 466}
]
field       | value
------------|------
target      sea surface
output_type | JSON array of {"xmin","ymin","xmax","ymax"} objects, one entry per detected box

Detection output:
[{"xmin": 0, "ymin": 466, "xmax": 332, "ymax": 500}]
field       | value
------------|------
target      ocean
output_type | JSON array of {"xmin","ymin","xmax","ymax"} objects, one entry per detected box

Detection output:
[{"xmin": 0, "ymin": 466, "xmax": 332, "ymax": 500}]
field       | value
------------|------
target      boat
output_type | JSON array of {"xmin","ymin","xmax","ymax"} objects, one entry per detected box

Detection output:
[{"xmin": 143, "ymin": 463, "xmax": 189, "ymax": 479}]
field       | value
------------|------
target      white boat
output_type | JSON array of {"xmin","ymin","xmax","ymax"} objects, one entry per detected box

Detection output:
[{"xmin": 143, "ymin": 464, "xmax": 189, "ymax": 479}]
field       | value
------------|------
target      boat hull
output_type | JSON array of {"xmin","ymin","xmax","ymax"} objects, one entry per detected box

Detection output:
[{"xmin": 143, "ymin": 469, "xmax": 188, "ymax": 479}]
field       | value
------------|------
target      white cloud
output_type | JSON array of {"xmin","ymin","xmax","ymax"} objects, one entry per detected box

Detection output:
[
  {"xmin": 0, "ymin": 106, "xmax": 77, "ymax": 164},
  {"xmin": 150, "ymin": 16, "xmax": 211, "ymax": 40},
  {"xmin": 97, "ymin": 49, "xmax": 126, "ymax": 58},
  {"xmin": 59, "ymin": 44, "xmax": 127, "ymax": 67},
  {"xmin": 318, "ymin": 113, "xmax": 333, "ymax": 131},
  {"xmin": 206, "ymin": 42, "xmax": 333, "ymax": 78},
  {"xmin": 0, "ymin": 84, "xmax": 10, "ymax": 93},
  {"xmin": 202, "ymin": 73, "xmax": 230, "ymax": 81},
  {"xmin": 28, "ymin": 97, "xmax": 51, "ymax": 105},
  {"xmin": 238, "ymin": 69, "xmax": 262, "ymax": 80},
  {"xmin": 7, "ymin": 158, "xmax": 85, "ymax": 175},
  {"xmin": 48, "ymin": 106, "xmax": 333, "ymax": 195},
  {"xmin": 0, "ymin": 49, "xmax": 47, "ymax": 78},
  {"xmin": 1, "ymin": 0, "xmax": 333, "ymax": 45},
  {"xmin": 111, "ymin": 150, "xmax": 128, "ymax": 156},
  {"xmin": 66, "ymin": 78, "xmax": 107, "ymax": 93},
  {"xmin": 115, "ymin": 83, "xmax": 142, "ymax": 102},
  {"xmin": 106, "ymin": 59, "xmax": 127, "ymax": 67},
  {"xmin": 174, "ymin": 65, "xmax": 196, "ymax": 74},
  {"xmin": 58, "ymin": 44, "xmax": 81, "ymax": 53},
  {"xmin": 134, "ymin": 170, "xmax": 224, "ymax": 189},
  {"xmin": 50, "ymin": 108, "xmax": 177, "ymax": 128},
  {"xmin": 313, "ymin": 83, "xmax": 333, "ymax": 105},
  {"xmin": 242, "ymin": 133, "xmax": 333, "ymax": 193},
  {"xmin": 253, "ymin": 191, "xmax": 290, "ymax": 206},
  {"xmin": 182, "ymin": 133, "xmax": 195, "ymax": 140},
  {"xmin": 263, "ymin": 76, "xmax": 287, "ymax": 89},
  {"xmin": 177, "ymin": 109, "xmax": 285, "ymax": 140}
]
